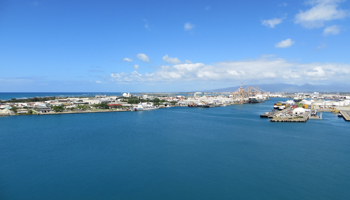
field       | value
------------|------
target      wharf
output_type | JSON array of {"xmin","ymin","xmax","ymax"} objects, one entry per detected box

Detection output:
[
  {"xmin": 309, "ymin": 111, "xmax": 322, "ymax": 120},
  {"xmin": 270, "ymin": 109, "xmax": 309, "ymax": 123},
  {"xmin": 309, "ymin": 115, "xmax": 322, "ymax": 120},
  {"xmin": 260, "ymin": 109, "xmax": 280, "ymax": 118},
  {"xmin": 340, "ymin": 111, "xmax": 350, "ymax": 121}
]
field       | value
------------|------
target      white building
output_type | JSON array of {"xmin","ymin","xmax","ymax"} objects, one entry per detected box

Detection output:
[
  {"xmin": 123, "ymin": 93, "xmax": 131, "ymax": 97},
  {"xmin": 293, "ymin": 108, "xmax": 306, "ymax": 115}
]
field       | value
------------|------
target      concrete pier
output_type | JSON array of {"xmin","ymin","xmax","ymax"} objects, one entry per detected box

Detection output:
[
  {"xmin": 340, "ymin": 111, "xmax": 350, "ymax": 121},
  {"xmin": 270, "ymin": 109, "xmax": 309, "ymax": 123}
]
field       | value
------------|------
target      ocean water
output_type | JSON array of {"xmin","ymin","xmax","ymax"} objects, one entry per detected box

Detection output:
[
  {"xmin": 0, "ymin": 92, "xmax": 124, "ymax": 101},
  {"xmin": 0, "ymin": 98, "xmax": 349, "ymax": 200},
  {"xmin": 0, "ymin": 92, "xmax": 195, "ymax": 101}
]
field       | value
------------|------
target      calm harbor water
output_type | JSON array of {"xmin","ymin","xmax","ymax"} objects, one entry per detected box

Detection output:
[{"xmin": 1, "ymin": 98, "xmax": 349, "ymax": 200}]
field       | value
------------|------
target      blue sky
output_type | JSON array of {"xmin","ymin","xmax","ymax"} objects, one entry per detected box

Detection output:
[{"xmin": 0, "ymin": 0, "xmax": 350, "ymax": 92}]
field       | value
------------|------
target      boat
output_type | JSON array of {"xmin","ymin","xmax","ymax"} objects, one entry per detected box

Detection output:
[
  {"xmin": 249, "ymin": 94, "xmax": 265, "ymax": 103},
  {"xmin": 293, "ymin": 96, "xmax": 303, "ymax": 102},
  {"xmin": 278, "ymin": 102, "xmax": 287, "ymax": 110},
  {"xmin": 196, "ymin": 102, "xmax": 210, "ymax": 108},
  {"xmin": 311, "ymin": 110, "xmax": 317, "ymax": 117},
  {"xmin": 274, "ymin": 101, "xmax": 283, "ymax": 109},
  {"xmin": 278, "ymin": 105, "xmax": 286, "ymax": 110},
  {"xmin": 196, "ymin": 105, "xmax": 210, "ymax": 108},
  {"xmin": 133, "ymin": 103, "xmax": 158, "ymax": 111},
  {"xmin": 338, "ymin": 113, "xmax": 343, "ymax": 117}
]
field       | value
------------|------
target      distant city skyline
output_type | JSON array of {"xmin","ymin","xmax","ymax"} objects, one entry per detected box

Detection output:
[{"xmin": 1, "ymin": 0, "xmax": 350, "ymax": 92}]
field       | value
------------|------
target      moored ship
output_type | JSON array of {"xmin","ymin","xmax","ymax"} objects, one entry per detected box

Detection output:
[
  {"xmin": 249, "ymin": 94, "xmax": 265, "ymax": 103},
  {"xmin": 133, "ymin": 103, "xmax": 158, "ymax": 111},
  {"xmin": 293, "ymin": 96, "xmax": 303, "ymax": 102}
]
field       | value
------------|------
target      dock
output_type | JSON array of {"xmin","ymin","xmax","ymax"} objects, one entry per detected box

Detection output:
[
  {"xmin": 260, "ymin": 110, "xmax": 276, "ymax": 118},
  {"xmin": 309, "ymin": 112, "xmax": 322, "ymax": 120},
  {"xmin": 260, "ymin": 109, "xmax": 282, "ymax": 118},
  {"xmin": 269, "ymin": 108, "xmax": 309, "ymax": 123},
  {"xmin": 340, "ymin": 111, "xmax": 350, "ymax": 121},
  {"xmin": 270, "ymin": 115, "xmax": 309, "ymax": 122}
]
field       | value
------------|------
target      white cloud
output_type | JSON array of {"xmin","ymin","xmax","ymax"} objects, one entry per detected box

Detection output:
[
  {"xmin": 305, "ymin": 66, "xmax": 326, "ymax": 77},
  {"xmin": 96, "ymin": 81, "xmax": 102, "ymax": 84},
  {"xmin": 163, "ymin": 55, "xmax": 182, "ymax": 64},
  {"xmin": 185, "ymin": 60, "xmax": 193, "ymax": 64},
  {"xmin": 122, "ymin": 58, "xmax": 133, "ymax": 62},
  {"xmin": 111, "ymin": 71, "xmax": 143, "ymax": 83},
  {"xmin": 279, "ymin": 2, "xmax": 288, "ymax": 7},
  {"xmin": 136, "ymin": 53, "xmax": 150, "ymax": 62},
  {"xmin": 134, "ymin": 64, "xmax": 139, "ymax": 69},
  {"xmin": 110, "ymin": 57, "xmax": 350, "ymax": 83},
  {"xmin": 323, "ymin": 25, "xmax": 341, "ymax": 35},
  {"xmin": 275, "ymin": 38, "xmax": 295, "ymax": 48},
  {"xmin": 261, "ymin": 17, "xmax": 285, "ymax": 28},
  {"xmin": 184, "ymin": 22, "xmax": 194, "ymax": 31},
  {"xmin": 295, "ymin": 0, "xmax": 349, "ymax": 28}
]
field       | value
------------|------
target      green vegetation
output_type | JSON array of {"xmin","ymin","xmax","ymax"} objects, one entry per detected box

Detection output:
[
  {"xmin": 1, "ymin": 96, "xmax": 89, "ymax": 103},
  {"xmin": 92, "ymin": 103, "xmax": 109, "ymax": 109},
  {"xmin": 111, "ymin": 105, "xmax": 123, "ymax": 109},
  {"xmin": 51, "ymin": 105, "xmax": 65, "ymax": 112},
  {"xmin": 11, "ymin": 106, "xmax": 18, "ymax": 114},
  {"xmin": 149, "ymin": 98, "xmax": 168, "ymax": 106},
  {"xmin": 294, "ymin": 116, "xmax": 304, "ymax": 119},
  {"xmin": 5, "ymin": 97, "xmax": 56, "ymax": 103},
  {"xmin": 77, "ymin": 105, "xmax": 91, "ymax": 110},
  {"xmin": 169, "ymin": 101, "xmax": 177, "ymax": 105},
  {"xmin": 127, "ymin": 98, "xmax": 141, "ymax": 104},
  {"xmin": 297, "ymin": 103, "xmax": 303, "ymax": 107},
  {"xmin": 152, "ymin": 98, "xmax": 160, "ymax": 105}
]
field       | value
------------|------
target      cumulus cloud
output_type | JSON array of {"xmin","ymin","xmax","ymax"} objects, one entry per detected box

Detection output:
[
  {"xmin": 122, "ymin": 58, "xmax": 133, "ymax": 62},
  {"xmin": 295, "ymin": 0, "xmax": 349, "ymax": 29},
  {"xmin": 111, "ymin": 71, "xmax": 143, "ymax": 83},
  {"xmin": 163, "ymin": 55, "xmax": 182, "ymax": 64},
  {"xmin": 275, "ymin": 38, "xmax": 295, "ymax": 48},
  {"xmin": 323, "ymin": 25, "xmax": 341, "ymax": 35},
  {"xmin": 262, "ymin": 17, "xmax": 285, "ymax": 28},
  {"xmin": 136, "ymin": 53, "xmax": 150, "ymax": 62},
  {"xmin": 184, "ymin": 22, "xmax": 195, "ymax": 31},
  {"xmin": 134, "ymin": 64, "xmax": 139, "ymax": 69},
  {"xmin": 185, "ymin": 60, "xmax": 193, "ymax": 64},
  {"xmin": 96, "ymin": 81, "xmax": 102, "ymax": 84},
  {"xmin": 110, "ymin": 57, "xmax": 350, "ymax": 83}
]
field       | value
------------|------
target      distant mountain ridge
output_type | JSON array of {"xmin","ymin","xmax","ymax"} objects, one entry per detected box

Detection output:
[{"xmin": 203, "ymin": 83, "xmax": 350, "ymax": 93}]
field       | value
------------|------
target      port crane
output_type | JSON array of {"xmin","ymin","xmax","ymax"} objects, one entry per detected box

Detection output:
[{"xmin": 230, "ymin": 83, "xmax": 270, "ymax": 104}]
